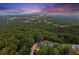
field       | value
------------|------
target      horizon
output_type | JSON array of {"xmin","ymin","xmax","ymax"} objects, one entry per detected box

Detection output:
[{"xmin": 0, "ymin": 3, "xmax": 79, "ymax": 15}]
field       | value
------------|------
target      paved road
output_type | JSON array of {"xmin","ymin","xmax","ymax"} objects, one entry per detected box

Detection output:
[
  {"xmin": 72, "ymin": 44, "xmax": 79, "ymax": 51},
  {"xmin": 30, "ymin": 42, "xmax": 79, "ymax": 55}
]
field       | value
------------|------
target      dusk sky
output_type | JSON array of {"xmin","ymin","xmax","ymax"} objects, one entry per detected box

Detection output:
[{"xmin": 0, "ymin": 3, "xmax": 79, "ymax": 15}]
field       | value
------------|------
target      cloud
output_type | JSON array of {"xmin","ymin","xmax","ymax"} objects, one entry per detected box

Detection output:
[
  {"xmin": 40, "ymin": 4, "xmax": 79, "ymax": 14},
  {"xmin": 0, "ymin": 3, "xmax": 79, "ymax": 14}
]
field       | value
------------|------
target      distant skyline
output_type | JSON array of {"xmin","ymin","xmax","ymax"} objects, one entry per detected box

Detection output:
[{"xmin": 0, "ymin": 3, "xmax": 79, "ymax": 15}]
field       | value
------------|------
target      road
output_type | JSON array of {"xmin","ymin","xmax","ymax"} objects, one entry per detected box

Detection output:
[{"xmin": 30, "ymin": 42, "xmax": 79, "ymax": 55}]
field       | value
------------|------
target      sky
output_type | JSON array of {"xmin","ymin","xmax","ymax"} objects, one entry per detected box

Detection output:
[{"xmin": 0, "ymin": 3, "xmax": 79, "ymax": 15}]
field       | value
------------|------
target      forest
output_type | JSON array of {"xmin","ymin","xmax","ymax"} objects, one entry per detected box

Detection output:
[{"xmin": 0, "ymin": 15, "xmax": 79, "ymax": 55}]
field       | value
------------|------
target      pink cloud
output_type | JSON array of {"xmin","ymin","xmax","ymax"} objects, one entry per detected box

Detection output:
[{"xmin": 41, "ymin": 6, "xmax": 79, "ymax": 14}]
